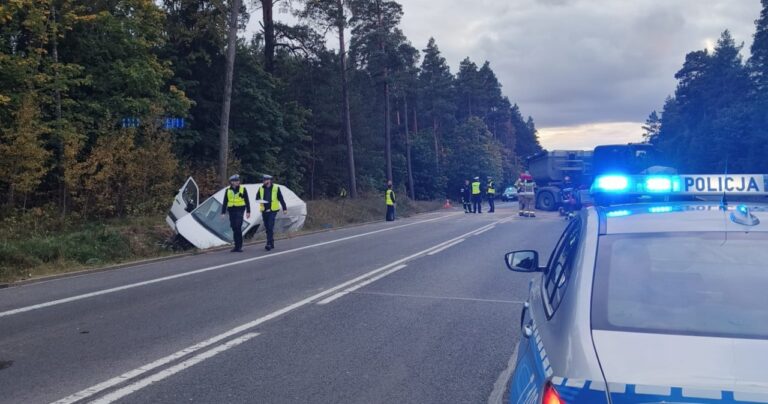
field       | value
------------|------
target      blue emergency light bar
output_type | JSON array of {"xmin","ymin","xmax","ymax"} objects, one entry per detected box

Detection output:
[{"xmin": 591, "ymin": 174, "xmax": 768, "ymax": 196}]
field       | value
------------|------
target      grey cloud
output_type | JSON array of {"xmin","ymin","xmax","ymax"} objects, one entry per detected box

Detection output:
[
  {"xmin": 398, "ymin": 0, "xmax": 762, "ymax": 127},
  {"xmin": 537, "ymin": 0, "xmax": 577, "ymax": 6}
]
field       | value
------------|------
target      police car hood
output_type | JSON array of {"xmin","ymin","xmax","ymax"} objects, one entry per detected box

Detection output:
[{"xmin": 592, "ymin": 330, "xmax": 768, "ymax": 400}]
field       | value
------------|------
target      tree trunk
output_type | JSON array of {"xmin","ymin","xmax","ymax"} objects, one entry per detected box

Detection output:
[
  {"xmin": 218, "ymin": 0, "xmax": 241, "ymax": 185},
  {"xmin": 310, "ymin": 133, "xmax": 316, "ymax": 200},
  {"xmin": 51, "ymin": 3, "xmax": 66, "ymax": 216},
  {"xmin": 404, "ymin": 97, "xmax": 415, "ymax": 199},
  {"xmin": 374, "ymin": 0, "xmax": 392, "ymax": 182},
  {"xmin": 384, "ymin": 75, "xmax": 392, "ymax": 181},
  {"xmin": 432, "ymin": 115, "xmax": 440, "ymax": 171},
  {"xmin": 262, "ymin": 0, "xmax": 275, "ymax": 73},
  {"xmin": 338, "ymin": 2, "xmax": 358, "ymax": 198},
  {"xmin": 413, "ymin": 107, "xmax": 418, "ymax": 132}
]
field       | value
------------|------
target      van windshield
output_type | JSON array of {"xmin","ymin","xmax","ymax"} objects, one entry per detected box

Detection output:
[{"xmin": 592, "ymin": 232, "xmax": 768, "ymax": 339}]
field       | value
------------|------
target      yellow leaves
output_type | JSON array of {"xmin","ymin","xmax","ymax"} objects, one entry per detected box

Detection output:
[
  {"xmin": 72, "ymin": 115, "xmax": 180, "ymax": 216},
  {"xmin": 0, "ymin": 94, "xmax": 51, "ymax": 196}
]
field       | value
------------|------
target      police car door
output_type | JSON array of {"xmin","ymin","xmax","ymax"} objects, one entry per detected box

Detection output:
[
  {"xmin": 509, "ymin": 219, "xmax": 582, "ymax": 403},
  {"xmin": 167, "ymin": 177, "xmax": 199, "ymax": 227}
]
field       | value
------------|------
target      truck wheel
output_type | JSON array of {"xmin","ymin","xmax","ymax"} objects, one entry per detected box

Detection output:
[{"xmin": 537, "ymin": 191, "xmax": 556, "ymax": 211}]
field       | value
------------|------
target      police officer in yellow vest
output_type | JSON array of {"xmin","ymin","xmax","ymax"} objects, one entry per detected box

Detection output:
[
  {"xmin": 471, "ymin": 176, "xmax": 482, "ymax": 214},
  {"xmin": 385, "ymin": 181, "xmax": 396, "ymax": 221},
  {"xmin": 486, "ymin": 176, "xmax": 496, "ymax": 213},
  {"xmin": 258, "ymin": 174, "xmax": 287, "ymax": 251},
  {"xmin": 220, "ymin": 174, "xmax": 251, "ymax": 252}
]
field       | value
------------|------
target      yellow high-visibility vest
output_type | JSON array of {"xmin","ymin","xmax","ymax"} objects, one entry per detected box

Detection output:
[
  {"xmin": 227, "ymin": 187, "xmax": 246, "ymax": 208},
  {"xmin": 471, "ymin": 181, "xmax": 481, "ymax": 195},
  {"xmin": 386, "ymin": 189, "xmax": 395, "ymax": 206},
  {"xmin": 258, "ymin": 185, "xmax": 280, "ymax": 212},
  {"xmin": 487, "ymin": 181, "xmax": 495, "ymax": 194}
]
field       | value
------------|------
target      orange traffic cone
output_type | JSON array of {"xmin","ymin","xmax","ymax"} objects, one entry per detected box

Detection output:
[{"xmin": 443, "ymin": 199, "xmax": 452, "ymax": 209}]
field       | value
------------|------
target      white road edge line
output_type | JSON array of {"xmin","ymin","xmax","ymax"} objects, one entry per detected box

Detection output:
[
  {"xmin": 317, "ymin": 264, "xmax": 408, "ymax": 305},
  {"xmin": 426, "ymin": 238, "xmax": 466, "ymax": 255},
  {"xmin": 50, "ymin": 216, "xmax": 509, "ymax": 404},
  {"xmin": 89, "ymin": 332, "xmax": 260, "ymax": 404},
  {"xmin": 1, "ymin": 212, "xmax": 459, "ymax": 319},
  {"xmin": 473, "ymin": 226, "xmax": 495, "ymax": 236}
]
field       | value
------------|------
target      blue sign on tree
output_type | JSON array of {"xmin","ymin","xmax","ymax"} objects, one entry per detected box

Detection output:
[
  {"xmin": 122, "ymin": 117, "xmax": 185, "ymax": 129},
  {"xmin": 163, "ymin": 117, "xmax": 185, "ymax": 129},
  {"xmin": 121, "ymin": 117, "xmax": 140, "ymax": 128}
]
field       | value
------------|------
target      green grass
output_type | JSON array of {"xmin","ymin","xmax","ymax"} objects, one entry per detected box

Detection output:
[
  {"xmin": 0, "ymin": 216, "xmax": 176, "ymax": 283},
  {"xmin": 0, "ymin": 196, "xmax": 443, "ymax": 283},
  {"xmin": 303, "ymin": 195, "xmax": 443, "ymax": 231}
]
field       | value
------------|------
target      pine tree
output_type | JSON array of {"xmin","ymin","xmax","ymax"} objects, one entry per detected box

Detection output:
[
  {"xmin": 750, "ymin": 0, "xmax": 768, "ymax": 91},
  {"xmin": 349, "ymin": 0, "xmax": 405, "ymax": 182},
  {"xmin": 417, "ymin": 38, "xmax": 455, "ymax": 170},
  {"xmin": 454, "ymin": 57, "xmax": 481, "ymax": 121},
  {"xmin": 301, "ymin": 0, "xmax": 359, "ymax": 197},
  {"xmin": 642, "ymin": 111, "xmax": 661, "ymax": 142}
]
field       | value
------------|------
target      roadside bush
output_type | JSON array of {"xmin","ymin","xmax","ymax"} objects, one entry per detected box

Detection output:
[
  {"xmin": 304, "ymin": 194, "xmax": 442, "ymax": 230},
  {"xmin": 0, "ymin": 215, "xmax": 167, "ymax": 282}
]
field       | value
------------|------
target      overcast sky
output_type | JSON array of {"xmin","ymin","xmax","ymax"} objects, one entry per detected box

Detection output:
[{"xmin": 252, "ymin": 0, "xmax": 762, "ymax": 150}]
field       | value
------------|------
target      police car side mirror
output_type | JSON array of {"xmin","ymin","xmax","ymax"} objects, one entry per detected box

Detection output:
[{"xmin": 505, "ymin": 250, "xmax": 541, "ymax": 273}]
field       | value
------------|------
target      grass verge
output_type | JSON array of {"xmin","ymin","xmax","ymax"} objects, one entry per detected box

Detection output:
[{"xmin": 0, "ymin": 196, "xmax": 443, "ymax": 284}]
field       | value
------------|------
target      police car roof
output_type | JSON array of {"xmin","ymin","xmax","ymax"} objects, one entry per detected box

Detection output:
[{"xmin": 599, "ymin": 201, "xmax": 768, "ymax": 234}]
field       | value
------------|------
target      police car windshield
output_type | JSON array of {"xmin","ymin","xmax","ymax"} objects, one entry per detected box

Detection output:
[{"xmin": 592, "ymin": 232, "xmax": 768, "ymax": 339}]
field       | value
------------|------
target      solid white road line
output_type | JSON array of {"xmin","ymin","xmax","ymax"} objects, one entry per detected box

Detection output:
[
  {"xmin": 473, "ymin": 226, "xmax": 495, "ymax": 236},
  {"xmin": 50, "ymin": 215, "xmax": 511, "ymax": 404},
  {"xmin": 50, "ymin": 331, "xmax": 260, "ymax": 404},
  {"xmin": 318, "ymin": 222, "xmax": 502, "ymax": 305},
  {"xmin": 426, "ymin": 238, "xmax": 466, "ymax": 255},
  {"xmin": 89, "ymin": 332, "xmax": 259, "ymax": 404},
  {"xmin": 0, "ymin": 212, "xmax": 459, "ymax": 319},
  {"xmin": 317, "ymin": 264, "xmax": 408, "ymax": 305}
]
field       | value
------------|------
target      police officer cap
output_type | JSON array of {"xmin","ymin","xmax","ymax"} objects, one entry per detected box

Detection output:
[
  {"xmin": 474, "ymin": 176, "xmax": 479, "ymax": 180},
  {"xmin": 262, "ymin": 174, "xmax": 273, "ymax": 180},
  {"xmin": 229, "ymin": 174, "xmax": 240, "ymax": 181}
]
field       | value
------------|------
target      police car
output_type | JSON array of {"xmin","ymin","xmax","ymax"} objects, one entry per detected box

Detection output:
[{"xmin": 504, "ymin": 173, "xmax": 768, "ymax": 404}]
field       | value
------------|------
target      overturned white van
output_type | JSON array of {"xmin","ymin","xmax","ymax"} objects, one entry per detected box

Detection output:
[{"xmin": 166, "ymin": 177, "xmax": 307, "ymax": 249}]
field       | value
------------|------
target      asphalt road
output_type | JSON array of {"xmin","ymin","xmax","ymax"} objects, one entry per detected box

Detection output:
[{"xmin": 0, "ymin": 203, "xmax": 566, "ymax": 404}]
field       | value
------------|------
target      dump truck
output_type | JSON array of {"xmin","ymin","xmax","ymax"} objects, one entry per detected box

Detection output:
[
  {"xmin": 527, "ymin": 150, "xmax": 593, "ymax": 211},
  {"xmin": 527, "ymin": 144, "xmax": 661, "ymax": 211}
]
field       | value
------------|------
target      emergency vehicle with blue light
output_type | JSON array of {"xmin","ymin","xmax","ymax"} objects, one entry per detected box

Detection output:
[{"xmin": 504, "ymin": 173, "xmax": 768, "ymax": 404}]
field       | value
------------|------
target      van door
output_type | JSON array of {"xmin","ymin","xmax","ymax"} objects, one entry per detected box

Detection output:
[{"xmin": 167, "ymin": 177, "xmax": 199, "ymax": 226}]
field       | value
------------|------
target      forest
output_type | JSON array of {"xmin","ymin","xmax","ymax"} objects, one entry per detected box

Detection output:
[
  {"xmin": 0, "ymin": 0, "xmax": 542, "ymax": 219},
  {"xmin": 646, "ymin": 0, "xmax": 768, "ymax": 174}
]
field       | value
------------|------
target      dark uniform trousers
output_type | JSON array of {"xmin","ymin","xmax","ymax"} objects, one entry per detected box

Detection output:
[
  {"xmin": 488, "ymin": 195, "xmax": 495, "ymax": 212},
  {"xmin": 472, "ymin": 195, "xmax": 482, "ymax": 213},
  {"xmin": 386, "ymin": 205, "xmax": 395, "ymax": 221},
  {"xmin": 228, "ymin": 206, "xmax": 246, "ymax": 250},
  {"xmin": 262, "ymin": 211, "xmax": 277, "ymax": 247}
]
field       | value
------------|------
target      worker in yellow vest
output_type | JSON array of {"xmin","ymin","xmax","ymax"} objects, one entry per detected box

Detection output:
[
  {"xmin": 220, "ymin": 174, "xmax": 251, "ymax": 252},
  {"xmin": 486, "ymin": 176, "xmax": 496, "ymax": 213},
  {"xmin": 471, "ymin": 176, "xmax": 482, "ymax": 214},
  {"xmin": 385, "ymin": 181, "xmax": 396, "ymax": 221},
  {"xmin": 258, "ymin": 174, "xmax": 287, "ymax": 251}
]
